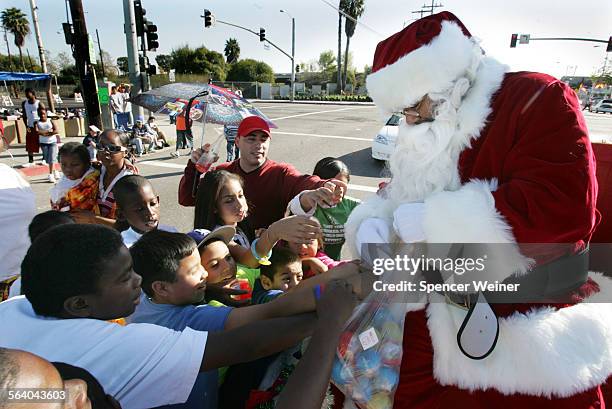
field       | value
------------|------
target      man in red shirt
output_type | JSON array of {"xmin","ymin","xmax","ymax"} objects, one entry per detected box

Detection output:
[{"xmin": 178, "ymin": 116, "xmax": 345, "ymax": 229}]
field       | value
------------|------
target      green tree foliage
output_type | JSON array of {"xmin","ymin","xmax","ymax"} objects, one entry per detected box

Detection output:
[
  {"xmin": 224, "ymin": 38, "xmax": 240, "ymax": 64},
  {"xmin": 1, "ymin": 7, "xmax": 30, "ymax": 72},
  {"xmin": 169, "ymin": 45, "xmax": 226, "ymax": 80},
  {"xmin": 318, "ymin": 50, "xmax": 336, "ymax": 72},
  {"xmin": 0, "ymin": 53, "xmax": 22, "ymax": 71},
  {"xmin": 58, "ymin": 64, "xmax": 79, "ymax": 84},
  {"xmin": 226, "ymin": 59, "xmax": 275, "ymax": 83},
  {"xmin": 155, "ymin": 54, "xmax": 172, "ymax": 73},
  {"xmin": 116, "ymin": 57, "xmax": 129, "ymax": 75},
  {"xmin": 342, "ymin": 0, "xmax": 365, "ymax": 89}
]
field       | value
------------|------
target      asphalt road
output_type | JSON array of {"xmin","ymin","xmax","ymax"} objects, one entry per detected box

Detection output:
[{"xmin": 3, "ymin": 104, "xmax": 611, "ymax": 233}]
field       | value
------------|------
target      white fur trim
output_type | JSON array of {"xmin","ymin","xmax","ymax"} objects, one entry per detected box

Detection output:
[
  {"xmin": 367, "ymin": 21, "xmax": 480, "ymax": 116},
  {"xmin": 422, "ymin": 179, "xmax": 533, "ymax": 281},
  {"xmin": 426, "ymin": 273, "xmax": 612, "ymax": 397},
  {"xmin": 345, "ymin": 193, "xmax": 398, "ymax": 258}
]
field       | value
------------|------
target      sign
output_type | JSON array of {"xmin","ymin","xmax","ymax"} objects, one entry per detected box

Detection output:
[
  {"xmin": 169, "ymin": 69, "xmax": 176, "ymax": 82},
  {"xmin": 74, "ymin": 93, "xmax": 83, "ymax": 103},
  {"xmin": 1, "ymin": 95, "xmax": 13, "ymax": 106},
  {"xmin": 53, "ymin": 94, "xmax": 63, "ymax": 104},
  {"xmin": 88, "ymin": 35, "xmax": 97, "ymax": 64},
  {"xmin": 519, "ymin": 34, "xmax": 530, "ymax": 44},
  {"xmin": 98, "ymin": 87, "xmax": 109, "ymax": 105}
]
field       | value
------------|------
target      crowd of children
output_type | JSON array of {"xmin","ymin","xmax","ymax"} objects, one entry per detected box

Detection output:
[{"xmin": 0, "ymin": 115, "xmax": 364, "ymax": 409}]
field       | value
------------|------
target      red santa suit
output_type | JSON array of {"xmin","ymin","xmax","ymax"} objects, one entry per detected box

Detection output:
[{"xmin": 345, "ymin": 11, "xmax": 612, "ymax": 409}]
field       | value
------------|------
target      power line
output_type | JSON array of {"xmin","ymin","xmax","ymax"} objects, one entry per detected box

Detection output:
[{"xmin": 318, "ymin": 0, "xmax": 385, "ymax": 38}]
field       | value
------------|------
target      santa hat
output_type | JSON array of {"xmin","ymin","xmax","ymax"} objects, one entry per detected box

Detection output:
[{"xmin": 366, "ymin": 12, "xmax": 481, "ymax": 115}]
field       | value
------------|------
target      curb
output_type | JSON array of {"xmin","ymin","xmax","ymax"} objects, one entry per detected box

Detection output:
[
  {"xmin": 247, "ymin": 99, "xmax": 375, "ymax": 107},
  {"xmin": 17, "ymin": 163, "xmax": 61, "ymax": 178}
]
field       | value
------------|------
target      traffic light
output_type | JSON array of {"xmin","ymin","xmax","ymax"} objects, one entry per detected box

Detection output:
[
  {"xmin": 62, "ymin": 22, "xmax": 73, "ymax": 45},
  {"xmin": 295, "ymin": 64, "xmax": 300, "ymax": 73},
  {"xmin": 607, "ymin": 36, "xmax": 612, "ymax": 52},
  {"xmin": 203, "ymin": 9, "xmax": 212, "ymax": 28},
  {"xmin": 145, "ymin": 22, "xmax": 159, "ymax": 51},
  {"xmin": 259, "ymin": 28, "xmax": 266, "ymax": 42},
  {"xmin": 510, "ymin": 33, "xmax": 518, "ymax": 48},
  {"xmin": 134, "ymin": 0, "xmax": 146, "ymax": 37},
  {"xmin": 147, "ymin": 65, "xmax": 157, "ymax": 75}
]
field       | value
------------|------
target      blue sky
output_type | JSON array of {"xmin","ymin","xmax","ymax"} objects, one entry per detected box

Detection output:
[{"xmin": 2, "ymin": 0, "xmax": 611, "ymax": 79}]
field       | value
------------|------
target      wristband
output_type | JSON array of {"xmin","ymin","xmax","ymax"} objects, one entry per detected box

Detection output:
[
  {"xmin": 250, "ymin": 238, "xmax": 272, "ymax": 265},
  {"xmin": 314, "ymin": 284, "xmax": 326, "ymax": 300}
]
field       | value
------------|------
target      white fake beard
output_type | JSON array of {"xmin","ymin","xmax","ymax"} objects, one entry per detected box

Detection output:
[{"xmin": 387, "ymin": 97, "xmax": 464, "ymax": 204}]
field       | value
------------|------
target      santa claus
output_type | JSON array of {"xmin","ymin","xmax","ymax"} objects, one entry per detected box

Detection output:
[{"xmin": 345, "ymin": 11, "xmax": 612, "ymax": 409}]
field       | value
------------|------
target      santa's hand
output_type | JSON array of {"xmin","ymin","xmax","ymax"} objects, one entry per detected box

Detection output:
[
  {"xmin": 354, "ymin": 217, "xmax": 392, "ymax": 257},
  {"xmin": 393, "ymin": 202, "xmax": 426, "ymax": 243}
]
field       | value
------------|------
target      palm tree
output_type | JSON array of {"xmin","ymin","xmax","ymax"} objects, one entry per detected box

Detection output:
[
  {"xmin": 224, "ymin": 38, "xmax": 240, "ymax": 64},
  {"xmin": 342, "ymin": 0, "xmax": 365, "ymax": 91},
  {"xmin": 1, "ymin": 7, "xmax": 30, "ymax": 72},
  {"xmin": 336, "ymin": 0, "xmax": 350, "ymax": 94}
]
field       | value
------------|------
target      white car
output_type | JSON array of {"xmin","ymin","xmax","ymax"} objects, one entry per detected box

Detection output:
[
  {"xmin": 594, "ymin": 99, "xmax": 612, "ymax": 114},
  {"xmin": 371, "ymin": 114, "xmax": 402, "ymax": 161}
]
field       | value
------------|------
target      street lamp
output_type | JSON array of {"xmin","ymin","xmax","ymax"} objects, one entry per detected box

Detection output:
[{"xmin": 280, "ymin": 9, "xmax": 295, "ymax": 102}]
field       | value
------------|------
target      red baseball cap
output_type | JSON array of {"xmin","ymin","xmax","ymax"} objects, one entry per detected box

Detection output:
[{"xmin": 237, "ymin": 116, "xmax": 271, "ymax": 138}]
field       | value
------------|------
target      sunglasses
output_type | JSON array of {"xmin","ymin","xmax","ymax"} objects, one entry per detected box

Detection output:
[{"xmin": 97, "ymin": 144, "xmax": 126, "ymax": 155}]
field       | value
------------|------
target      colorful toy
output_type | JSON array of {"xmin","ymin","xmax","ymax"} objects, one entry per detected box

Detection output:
[
  {"xmin": 381, "ymin": 321, "xmax": 403, "ymax": 343},
  {"xmin": 373, "ymin": 367, "xmax": 399, "ymax": 393},
  {"xmin": 331, "ymin": 360, "xmax": 353, "ymax": 385},
  {"xmin": 351, "ymin": 376, "xmax": 373, "ymax": 403},
  {"xmin": 367, "ymin": 392, "xmax": 392, "ymax": 409},
  {"xmin": 355, "ymin": 350, "xmax": 382, "ymax": 377},
  {"xmin": 380, "ymin": 342, "xmax": 403, "ymax": 366}
]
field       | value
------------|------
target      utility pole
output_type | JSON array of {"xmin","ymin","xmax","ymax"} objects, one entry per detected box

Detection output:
[
  {"xmin": 122, "ymin": 0, "xmax": 144, "ymax": 120},
  {"xmin": 28, "ymin": 0, "xmax": 54, "ymax": 111},
  {"xmin": 280, "ymin": 10, "xmax": 295, "ymax": 101},
  {"xmin": 68, "ymin": 0, "xmax": 102, "ymax": 128},
  {"xmin": 95, "ymin": 29, "xmax": 106, "ymax": 80}
]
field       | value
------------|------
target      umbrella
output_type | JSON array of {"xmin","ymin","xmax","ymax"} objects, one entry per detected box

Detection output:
[{"xmin": 130, "ymin": 82, "xmax": 277, "ymax": 128}]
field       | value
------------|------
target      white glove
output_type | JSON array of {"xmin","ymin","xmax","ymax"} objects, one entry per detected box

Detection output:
[
  {"xmin": 355, "ymin": 218, "xmax": 392, "ymax": 254},
  {"xmin": 393, "ymin": 202, "xmax": 426, "ymax": 243}
]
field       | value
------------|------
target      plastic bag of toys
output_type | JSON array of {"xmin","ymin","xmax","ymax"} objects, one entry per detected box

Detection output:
[{"xmin": 331, "ymin": 243, "xmax": 425, "ymax": 409}]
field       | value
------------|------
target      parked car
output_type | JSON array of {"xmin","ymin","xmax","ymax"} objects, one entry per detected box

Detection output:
[
  {"xmin": 593, "ymin": 99, "xmax": 612, "ymax": 114},
  {"xmin": 372, "ymin": 114, "xmax": 402, "ymax": 161}
]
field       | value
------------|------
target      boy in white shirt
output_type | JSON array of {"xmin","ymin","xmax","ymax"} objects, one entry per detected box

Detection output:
[
  {"xmin": 0, "ymin": 224, "xmax": 318, "ymax": 409},
  {"xmin": 113, "ymin": 175, "xmax": 176, "ymax": 247}
]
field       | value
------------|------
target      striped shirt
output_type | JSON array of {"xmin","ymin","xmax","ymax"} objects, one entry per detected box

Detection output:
[
  {"xmin": 223, "ymin": 125, "xmax": 238, "ymax": 142},
  {"xmin": 98, "ymin": 166, "xmax": 133, "ymax": 219}
]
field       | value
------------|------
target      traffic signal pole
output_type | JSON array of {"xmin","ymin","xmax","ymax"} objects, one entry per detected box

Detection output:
[
  {"xmin": 122, "ymin": 0, "xmax": 144, "ymax": 120},
  {"xmin": 68, "ymin": 0, "xmax": 102, "ymax": 128}
]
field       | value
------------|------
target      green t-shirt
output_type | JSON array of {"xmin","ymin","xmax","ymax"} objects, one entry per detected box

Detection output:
[{"xmin": 314, "ymin": 196, "xmax": 360, "ymax": 260}]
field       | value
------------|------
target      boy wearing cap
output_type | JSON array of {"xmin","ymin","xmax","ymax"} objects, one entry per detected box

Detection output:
[
  {"xmin": 178, "ymin": 116, "xmax": 346, "ymax": 230},
  {"xmin": 131, "ymin": 116, "xmax": 157, "ymax": 155}
]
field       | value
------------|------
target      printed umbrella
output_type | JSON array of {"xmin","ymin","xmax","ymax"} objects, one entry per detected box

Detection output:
[{"xmin": 130, "ymin": 82, "xmax": 276, "ymax": 128}]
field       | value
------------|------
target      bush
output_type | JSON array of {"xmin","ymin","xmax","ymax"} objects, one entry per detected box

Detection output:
[
  {"xmin": 227, "ymin": 59, "xmax": 275, "ymax": 83},
  {"xmin": 273, "ymin": 94, "xmax": 372, "ymax": 102}
]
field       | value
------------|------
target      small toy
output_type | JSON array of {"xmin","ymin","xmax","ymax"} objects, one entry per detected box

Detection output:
[
  {"xmin": 355, "ymin": 350, "xmax": 382, "ymax": 377},
  {"xmin": 373, "ymin": 367, "xmax": 399, "ymax": 393},
  {"xmin": 367, "ymin": 392, "xmax": 392, "ymax": 409},
  {"xmin": 380, "ymin": 342, "xmax": 403, "ymax": 366}
]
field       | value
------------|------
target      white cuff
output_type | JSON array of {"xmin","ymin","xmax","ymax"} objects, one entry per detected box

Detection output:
[
  {"xmin": 287, "ymin": 191, "xmax": 316, "ymax": 217},
  {"xmin": 392, "ymin": 202, "xmax": 426, "ymax": 243}
]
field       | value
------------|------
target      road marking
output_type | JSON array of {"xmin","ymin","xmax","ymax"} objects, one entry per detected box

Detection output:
[
  {"xmin": 272, "ymin": 130, "xmax": 371, "ymax": 142},
  {"xmin": 137, "ymin": 159, "xmax": 378, "ymax": 193},
  {"xmin": 270, "ymin": 106, "xmax": 374, "ymax": 121}
]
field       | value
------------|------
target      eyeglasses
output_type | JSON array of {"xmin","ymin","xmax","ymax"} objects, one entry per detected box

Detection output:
[
  {"xmin": 97, "ymin": 144, "xmax": 126, "ymax": 155},
  {"xmin": 398, "ymin": 96, "xmax": 436, "ymax": 124}
]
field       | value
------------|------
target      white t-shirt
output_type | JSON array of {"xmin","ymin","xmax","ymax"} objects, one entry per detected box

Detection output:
[
  {"xmin": 23, "ymin": 100, "xmax": 40, "ymax": 127},
  {"xmin": 36, "ymin": 119, "xmax": 58, "ymax": 144},
  {"xmin": 0, "ymin": 164, "xmax": 36, "ymax": 283},
  {"xmin": 0, "ymin": 296, "xmax": 207, "ymax": 409},
  {"xmin": 122, "ymin": 225, "xmax": 178, "ymax": 248}
]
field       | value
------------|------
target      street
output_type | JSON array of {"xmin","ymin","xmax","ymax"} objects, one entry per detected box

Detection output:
[{"xmin": 3, "ymin": 103, "xmax": 612, "ymax": 233}]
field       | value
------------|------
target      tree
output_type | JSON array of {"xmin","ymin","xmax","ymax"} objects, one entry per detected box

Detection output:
[
  {"xmin": 155, "ymin": 54, "xmax": 172, "ymax": 73},
  {"xmin": 169, "ymin": 45, "xmax": 227, "ymax": 80},
  {"xmin": 58, "ymin": 64, "xmax": 79, "ymax": 84},
  {"xmin": 318, "ymin": 50, "xmax": 336, "ymax": 72},
  {"xmin": 226, "ymin": 59, "xmax": 274, "ymax": 83},
  {"xmin": 342, "ymin": 0, "xmax": 365, "ymax": 90},
  {"xmin": 117, "ymin": 57, "xmax": 129, "ymax": 75},
  {"xmin": 224, "ymin": 38, "xmax": 240, "ymax": 64},
  {"xmin": 1, "ymin": 7, "xmax": 31, "ymax": 72},
  {"xmin": 0, "ymin": 53, "xmax": 22, "ymax": 72}
]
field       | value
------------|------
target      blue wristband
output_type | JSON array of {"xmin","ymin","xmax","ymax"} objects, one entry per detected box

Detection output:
[{"xmin": 251, "ymin": 238, "xmax": 272, "ymax": 265}]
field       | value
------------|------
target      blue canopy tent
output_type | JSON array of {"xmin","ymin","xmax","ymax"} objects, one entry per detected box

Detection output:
[{"xmin": 0, "ymin": 71, "xmax": 54, "ymax": 111}]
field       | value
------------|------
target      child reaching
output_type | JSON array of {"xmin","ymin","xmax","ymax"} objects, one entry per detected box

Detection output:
[
  {"xmin": 49, "ymin": 142, "xmax": 99, "ymax": 213},
  {"xmin": 194, "ymin": 170, "xmax": 322, "ymax": 269},
  {"xmin": 112, "ymin": 175, "xmax": 177, "ymax": 247},
  {"xmin": 252, "ymin": 247, "xmax": 303, "ymax": 304},
  {"xmin": 288, "ymin": 157, "xmax": 360, "ymax": 260},
  {"xmin": 285, "ymin": 234, "xmax": 348, "ymax": 279}
]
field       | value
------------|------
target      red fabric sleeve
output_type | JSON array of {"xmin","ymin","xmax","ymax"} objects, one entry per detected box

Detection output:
[
  {"xmin": 280, "ymin": 163, "xmax": 327, "ymax": 205},
  {"xmin": 492, "ymin": 81, "xmax": 598, "ymax": 248},
  {"xmin": 178, "ymin": 160, "xmax": 197, "ymax": 206}
]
